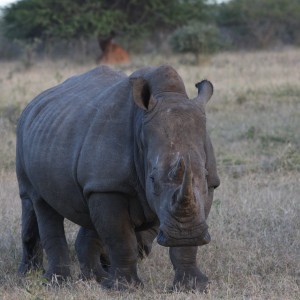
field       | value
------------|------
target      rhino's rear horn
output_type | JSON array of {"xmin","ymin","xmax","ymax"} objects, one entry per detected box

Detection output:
[{"xmin": 169, "ymin": 156, "xmax": 185, "ymax": 181}]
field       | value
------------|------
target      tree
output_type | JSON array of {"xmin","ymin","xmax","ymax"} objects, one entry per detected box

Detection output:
[
  {"xmin": 170, "ymin": 21, "xmax": 220, "ymax": 63},
  {"xmin": 2, "ymin": 0, "xmax": 210, "ymax": 50},
  {"xmin": 217, "ymin": 0, "xmax": 300, "ymax": 48}
]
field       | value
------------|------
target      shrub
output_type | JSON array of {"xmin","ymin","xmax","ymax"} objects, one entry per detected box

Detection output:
[{"xmin": 169, "ymin": 21, "xmax": 220, "ymax": 63}]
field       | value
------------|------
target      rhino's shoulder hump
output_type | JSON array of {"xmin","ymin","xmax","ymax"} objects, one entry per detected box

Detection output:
[{"xmin": 18, "ymin": 66, "xmax": 127, "ymax": 125}]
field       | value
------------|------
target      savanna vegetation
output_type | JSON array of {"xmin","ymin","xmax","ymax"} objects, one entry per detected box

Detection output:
[
  {"xmin": 1, "ymin": 0, "xmax": 300, "ymax": 62},
  {"xmin": 0, "ymin": 47, "xmax": 299, "ymax": 299},
  {"xmin": 0, "ymin": 0, "xmax": 299, "ymax": 299}
]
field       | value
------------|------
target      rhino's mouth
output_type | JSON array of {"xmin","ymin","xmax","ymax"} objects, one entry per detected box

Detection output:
[{"xmin": 157, "ymin": 228, "xmax": 211, "ymax": 247}]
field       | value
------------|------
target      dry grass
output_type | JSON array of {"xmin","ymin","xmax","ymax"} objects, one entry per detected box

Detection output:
[{"xmin": 0, "ymin": 47, "xmax": 299, "ymax": 299}]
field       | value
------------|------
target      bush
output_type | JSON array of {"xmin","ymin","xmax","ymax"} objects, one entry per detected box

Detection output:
[{"xmin": 169, "ymin": 21, "xmax": 221, "ymax": 63}]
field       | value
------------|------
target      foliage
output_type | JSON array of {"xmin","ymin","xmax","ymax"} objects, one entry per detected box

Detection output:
[
  {"xmin": 2, "ymin": 0, "xmax": 300, "ymax": 55},
  {"xmin": 2, "ymin": 0, "xmax": 210, "ymax": 42},
  {"xmin": 217, "ymin": 0, "xmax": 300, "ymax": 47},
  {"xmin": 170, "ymin": 21, "xmax": 220, "ymax": 62}
]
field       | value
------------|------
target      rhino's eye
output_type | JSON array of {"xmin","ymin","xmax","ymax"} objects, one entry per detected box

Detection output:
[
  {"xmin": 149, "ymin": 168, "xmax": 157, "ymax": 184},
  {"xmin": 150, "ymin": 175, "xmax": 155, "ymax": 183},
  {"xmin": 205, "ymin": 169, "xmax": 209, "ymax": 177},
  {"xmin": 149, "ymin": 171, "xmax": 161, "ymax": 195}
]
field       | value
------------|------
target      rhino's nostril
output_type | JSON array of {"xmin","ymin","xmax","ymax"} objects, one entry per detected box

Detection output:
[
  {"xmin": 157, "ymin": 230, "xmax": 166, "ymax": 244},
  {"xmin": 202, "ymin": 231, "xmax": 211, "ymax": 244}
]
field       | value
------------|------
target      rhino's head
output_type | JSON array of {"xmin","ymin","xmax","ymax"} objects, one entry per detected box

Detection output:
[{"xmin": 131, "ymin": 65, "xmax": 220, "ymax": 247}]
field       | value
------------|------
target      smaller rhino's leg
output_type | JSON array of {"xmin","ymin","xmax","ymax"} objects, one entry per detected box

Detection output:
[
  {"xmin": 75, "ymin": 226, "xmax": 108, "ymax": 282},
  {"xmin": 88, "ymin": 192, "xmax": 142, "ymax": 290},
  {"xmin": 18, "ymin": 197, "xmax": 43, "ymax": 275},
  {"xmin": 169, "ymin": 246, "xmax": 209, "ymax": 293},
  {"xmin": 33, "ymin": 198, "xmax": 71, "ymax": 281},
  {"xmin": 135, "ymin": 226, "xmax": 158, "ymax": 259}
]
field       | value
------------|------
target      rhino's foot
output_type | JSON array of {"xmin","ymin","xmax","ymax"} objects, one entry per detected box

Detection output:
[
  {"xmin": 42, "ymin": 267, "xmax": 71, "ymax": 285},
  {"xmin": 79, "ymin": 264, "xmax": 108, "ymax": 283},
  {"xmin": 101, "ymin": 269, "xmax": 143, "ymax": 291},
  {"xmin": 101, "ymin": 277, "xmax": 143, "ymax": 291},
  {"xmin": 173, "ymin": 267, "xmax": 209, "ymax": 293}
]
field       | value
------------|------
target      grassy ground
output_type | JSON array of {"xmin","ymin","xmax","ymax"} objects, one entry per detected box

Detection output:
[{"xmin": 0, "ymin": 48, "xmax": 299, "ymax": 299}]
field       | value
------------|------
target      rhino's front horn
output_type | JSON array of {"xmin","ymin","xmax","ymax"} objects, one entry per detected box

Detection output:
[
  {"xmin": 172, "ymin": 156, "xmax": 195, "ymax": 214},
  {"xmin": 178, "ymin": 155, "xmax": 194, "ymax": 205}
]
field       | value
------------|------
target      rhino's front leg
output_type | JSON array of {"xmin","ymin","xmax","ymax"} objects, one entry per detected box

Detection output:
[
  {"xmin": 33, "ymin": 198, "xmax": 71, "ymax": 281},
  {"xmin": 88, "ymin": 193, "xmax": 142, "ymax": 290},
  {"xmin": 170, "ymin": 246, "xmax": 209, "ymax": 293}
]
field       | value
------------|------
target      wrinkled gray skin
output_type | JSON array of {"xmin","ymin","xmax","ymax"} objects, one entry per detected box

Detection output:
[{"xmin": 16, "ymin": 65, "xmax": 220, "ymax": 291}]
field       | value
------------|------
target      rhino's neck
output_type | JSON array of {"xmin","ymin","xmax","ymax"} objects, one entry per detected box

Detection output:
[
  {"xmin": 132, "ymin": 108, "xmax": 156, "ymax": 220},
  {"xmin": 133, "ymin": 109, "xmax": 145, "ymax": 186}
]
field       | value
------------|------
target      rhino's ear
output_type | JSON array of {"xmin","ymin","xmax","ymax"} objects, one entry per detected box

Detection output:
[
  {"xmin": 195, "ymin": 80, "xmax": 214, "ymax": 106},
  {"xmin": 130, "ymin": 77, "xmax": 157, "ymax": 111}
]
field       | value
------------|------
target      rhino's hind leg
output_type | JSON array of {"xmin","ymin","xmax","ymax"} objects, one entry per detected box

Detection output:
[
  {"xmin": 170, "ymin": 246, "xmax": 209, "ymax": 293},
  {"xmin": 33, "ymin": 198, "xmax": 71, "ymax": 282},
  {"xmin": 18, "ymin": 197, "xmax": 43, "ymax": 275},
  {"xmin": 136, "ymin": 226, "xmax": 158, "ymax": 259},
  {"xmin": 88, "ymin": 192, "xmax": 142, "ymax": 290},
  {"xmin": 75, "ymin": 227, "xmax": 108, "ymax": 282}
]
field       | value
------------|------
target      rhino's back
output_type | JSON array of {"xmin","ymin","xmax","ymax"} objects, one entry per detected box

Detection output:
[{"xmin": 16, "ymin": 66, "xmax": 132, "ymax": 225}]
